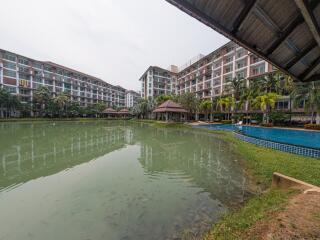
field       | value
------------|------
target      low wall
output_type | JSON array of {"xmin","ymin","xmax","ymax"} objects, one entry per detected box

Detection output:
[
  {"xmin": 234, "ymin": 132, "xmax": 320, "ymax": 158},
  {"xmin": 272, "ymin": 172, "xmax": 320, "ymax": 194}
]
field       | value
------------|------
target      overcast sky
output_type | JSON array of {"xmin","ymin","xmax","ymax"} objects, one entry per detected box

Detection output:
[{"xmin": 0, "ymin": 0, "xmax": 228, "ymax": 91}]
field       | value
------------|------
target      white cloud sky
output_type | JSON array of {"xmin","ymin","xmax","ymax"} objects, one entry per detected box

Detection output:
[{"xmin": 0, "ymin": 0, "xmax": 228, "ymax": 91}]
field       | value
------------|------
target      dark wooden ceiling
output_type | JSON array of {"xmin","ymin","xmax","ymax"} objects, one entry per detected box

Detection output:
[{"xmin": 166, "ymin": 0, "xmax": 320, "ymax": 82}]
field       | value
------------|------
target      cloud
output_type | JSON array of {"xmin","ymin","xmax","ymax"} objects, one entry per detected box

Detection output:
[{"xmin": 0, "ymin": 0, "xmax": 228, "ymax": 91}]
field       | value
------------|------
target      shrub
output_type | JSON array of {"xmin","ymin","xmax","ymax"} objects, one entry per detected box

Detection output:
[
  {"xmin": 304, "ymin": 124, "xmax": 320, "ymax": 130},
  {"xmin": 261, "ymin": 123, "xmax": 273, "ymax": 127},
  {"xmin": 269, "ymin": 111, "xmax": 290, "ymax": 125},
  {"xmin": 221, "ymin": 120, "xmax": 232, "ymax": 124}
]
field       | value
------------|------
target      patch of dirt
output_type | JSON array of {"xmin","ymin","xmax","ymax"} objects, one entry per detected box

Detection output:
[{"xmin": 244, "ymin": 190, "xmax": 320, "ymax": 240}]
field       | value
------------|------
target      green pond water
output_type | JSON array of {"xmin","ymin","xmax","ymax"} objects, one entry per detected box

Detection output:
[{"xmin": 0, "ymin": 121, "xmax": 248, "ymax": 240}]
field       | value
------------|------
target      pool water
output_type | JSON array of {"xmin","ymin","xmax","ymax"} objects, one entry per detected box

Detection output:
[
  {"xmin": 0, "ymin": 121, "xmax": 247, "ymax": 240},
  {"xmin": 198, "ymin": 124, "xmax": 320, "ymax": 149}
]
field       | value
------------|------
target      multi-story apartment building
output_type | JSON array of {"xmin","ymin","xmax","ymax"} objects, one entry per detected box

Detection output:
[
  {"xmin": 139, "ymin": 42, "xmax": 274, "ymax": 101},
  {"xmin": 176, "ymin": 41, "xmax": 274, "ymax": 99},
  {"xmin": 0, "ymin": 49, "xmax": 126, "ymax": 108},
  {"xmin": 125, "ymin": 90, "xmax": 140, "ymax": 108},
  {"xmin": 139, "ymin": 66, "xmax": 178, "ymax": 99}
]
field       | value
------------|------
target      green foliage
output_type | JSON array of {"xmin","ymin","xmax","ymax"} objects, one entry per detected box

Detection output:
[
  {"xmin": 0, "ymin": 88, "xmax": 22, "ymax": 118},
  {"xmin": 269, "ymin": 111, "xmax": 290, "ymax": 125},
  {"xmin": 155, "ymin": 95, "xmax": 172, "ymax": 106},
  {"xmin": 291, "ymin": 81, "xmax": 320, "ymax": 124},
  {"xmin": 252, "ymin": 93, "xmax": 279, "ymax": 123},
  {"xmin": 199, "ymin": 100, "xmax": 212, "ymax": 120},
  {"xmin": 176, "ymin": 92, "xmax": 199, "ymax": 115}
]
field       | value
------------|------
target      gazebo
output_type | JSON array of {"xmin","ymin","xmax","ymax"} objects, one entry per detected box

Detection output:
[
  {"xmin": 102, "ymin": 108, "xmax": 117, "ymax": 118},
  {"xmin": 117, "ymin": 108, "xmax": 132, "ymax": 119},
  {"xmin": 153, "ymin": 100, "xmax": 188, "ymax": 122}
]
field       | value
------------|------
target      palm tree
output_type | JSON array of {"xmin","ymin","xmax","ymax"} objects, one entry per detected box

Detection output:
[
  {"xmin": 0, "ymin": 88, "xmax": 10, "ymax": 118},
  {"xmin": 53, "ymin": 92, "xmax": 70, "ymax": 117},
  {"xmin": 137, "ymin": 99, "xmax": 149, "ymax": 119},
  {"xmin": 199, "ymin": 100, "xmax": 212, "ymax": 121},
  {"xmin": 217, "ymin": 96, "xmax": 235, "ymax": 120},
  {"xmin": 33, "ymin": 86, "xmax": 51, "ymax": 116},
  {"xmin": 252, "ymin": 93, "xmax": 279, "ymax": 123},
  {"xmin": 7, "ymin": 94, "xmax": 21, "ymax": 117},
  {"xmin": 291, "ymin": 81, "xmax": 320, "ymax": 124},
  {"xmin": 225, "ymin": 77, "xmax": 245, "ymax": 100},
  {"xmin": 257, "ymin": 72, "xmax": 281, "ymax": 94}
]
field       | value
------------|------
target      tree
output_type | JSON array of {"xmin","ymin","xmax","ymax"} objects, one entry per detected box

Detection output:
[
  {"xmin": 53, "ymin": 92, "xmax": 70, "ymax": 117},
  {"xmin": 0, "ymin": 88, "xmax": 21, "ymax": 118},
  {"xmin": 199, "ymin": 100, "xmax": 212, "ymax": 121},
  {"xmin": 178, "ymin": 92, "xmax": 199, "ymax": 120},
  {"xmin": 252, "ymin": 93, "xmax": 279, "ymax": 123},
  {"xmin": 217, "ymin": 96, "xmax": 235, "ymax": 120},
  {"xmin": 240, "ymin": 79, "xmax": 261, "ymax": 115},
  {"xmin": 92, "ymin": 102, "xmax": 107, "ymax": 118},
  {"xmin": 7, "ymin": 94, "xmax": 21, "ymax": 117},
  {"xmin": 291, "ymin": 81, "xmax": 320, "ymax": 124},
  {"xmin": 0, "ymin": 88, "xmax": 10, "ymax": 118},
  {"xmin": 155, "ymin": 95, "xmax": 172, "ymax": 106},
  {"xmin": 257, "ymin": 72, "xmax": 281, "ymax": 94},
  {"xmin": 33, "ymin": 86, "xmax": 51, "ymax": 116},
  {"xmin": 225, "ymin": 77, "xmax": 245, "ymax": 100}
]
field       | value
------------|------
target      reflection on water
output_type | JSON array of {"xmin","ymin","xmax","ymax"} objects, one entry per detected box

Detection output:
[{"xmin": 0, "ymin": 121, "xmax": 247, "ymax": 240}]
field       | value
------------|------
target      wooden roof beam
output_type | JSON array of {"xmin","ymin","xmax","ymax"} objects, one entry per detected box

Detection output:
[
  {"xmin": 295, "ymin": 0, "xmax": 320, "ymax": 49},
  {"xmin": 299, "ymin": 56, "xmax": 320, "ymax": 81},
  {"xmin": 232, "ymin": 0, "xmax": 257, "ymax": 34},
  {"xmin": 285, "ymin": 40, "xmax": 317, "ymax": 69},
  {"xmin": 266, "ymin": 15, "xmax": 304, "ymax": 55}
]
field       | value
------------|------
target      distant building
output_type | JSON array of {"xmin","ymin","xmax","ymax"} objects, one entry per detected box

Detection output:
[
  {"xmin": 177, "ymin": 41, "xmax": 274, "ymax": 99},
  {"xmin": 125, "ymin": 90, "xmax": 140, "ymax": 108},
  {"xmin": 139, "ymin": 41, "xmax": 275, "ymax": 100},
  {"xmin": 0, "ymin": 49, "xmax": 126, "ymax": 108},
  {"xmin": 139, "ymin": 66, "xmax": 177, "ymax": 99}
]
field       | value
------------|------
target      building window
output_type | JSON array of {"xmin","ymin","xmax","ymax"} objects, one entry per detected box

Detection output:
[
  {"xmin": 236, "ymin": 49, "xmax": 246, "ymax": 58},
  {"xmin": 236, "ymin": 70, "xmax": 246, "ymax": 79},
  {"xmin": 251, "ymin": 55, "xmax": 263, "ymax": 64},
  {"xmin": 225, "ymin": 65, "xmax": 233, "ymax": 73},
  {"xmin": 224, "ymin": 74, "xmax": 232, "ymax": 83},
  {"xmin": 225, "ymin": 56, "xmax": 233, "ymax": 63},
  {"xmin": 3, "ymin": 69, "xmax": 17, "ymax": 78},
  {"xmin": 3, "ymin": 53, "xmax": 16, "ymax": 62},
  {"xmin": 251, "ymin": 64, "xmax": 265, "ymax": 76},
  {"xmin": 236, "ymin": 59, "xmax": 246, "ymax": 69},
  {"xmin": 3, "ymin": 86, "xmax": 16, "ymax": 93},
  {"xmin": 18, "ymin": 58, "xmax": 29, "ymax": 66},
  {"xmin": 3, "ymin": 61, "xmax": 16, "ymax": 70}
]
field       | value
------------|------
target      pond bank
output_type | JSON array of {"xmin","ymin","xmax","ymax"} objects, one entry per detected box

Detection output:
[{"xmin": 131, "ymin": 119, "xmax": 320, "ymax": 239}]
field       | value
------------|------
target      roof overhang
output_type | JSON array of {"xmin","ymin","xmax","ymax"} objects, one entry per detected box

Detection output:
[{"xmin": 166, "ymin": 0, "xmax": 320, "ymax": 82}]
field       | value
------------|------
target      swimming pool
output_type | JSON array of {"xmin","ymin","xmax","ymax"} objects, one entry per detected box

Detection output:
[{"xmin": 197, "ymin": 124, "xmax": 320, "ymax": 150}]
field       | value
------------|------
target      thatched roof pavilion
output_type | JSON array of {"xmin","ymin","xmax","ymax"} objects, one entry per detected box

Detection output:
[
  {"xmin": 117, "ymin": 108, "xmax": 132, "ymax": 118},
  {"xmin": 102, "ymin": 108, "xmax": 117, "ymax": 114},
  {"xmin": 102, "ymin": 108, "xmax": 117, "ymax": 118},
  {"xmin": 118, "ymin": 108, "xmax": 130, "ymax": 114},
  {"xmin": 153, "ymin": 100, "xmax": 187, "ymax": 122}
]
